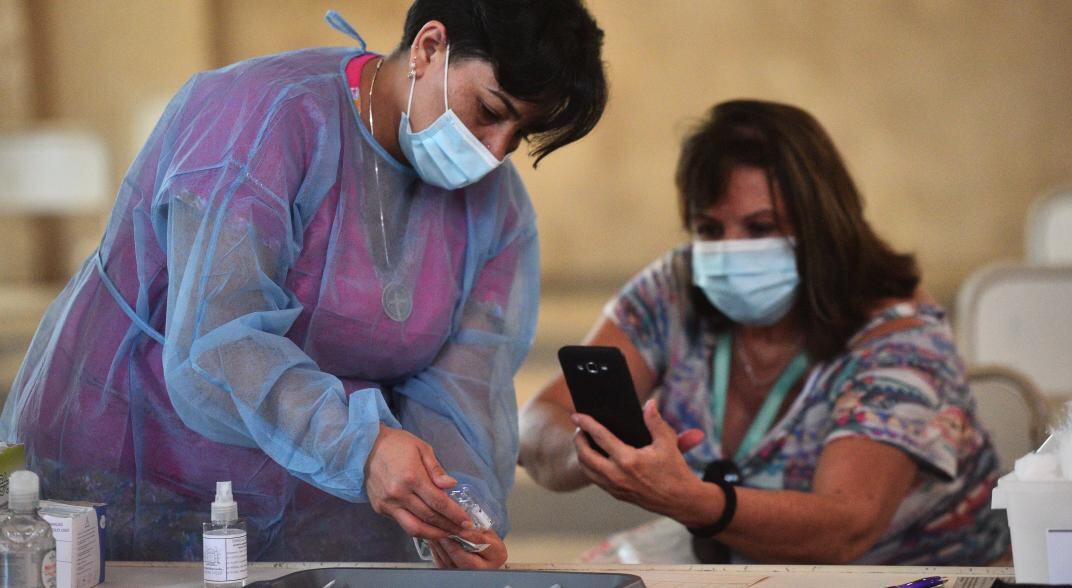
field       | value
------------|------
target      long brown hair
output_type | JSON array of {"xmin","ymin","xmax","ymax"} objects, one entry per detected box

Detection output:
[{"xmin": 676, "ymin": 100, "xmax": 919, "ymax": 362}]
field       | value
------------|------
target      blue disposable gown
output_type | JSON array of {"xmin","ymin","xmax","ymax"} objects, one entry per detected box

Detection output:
[{"xmin": 0, "ymin": 44, "xmax": 538, "ymax": 561}]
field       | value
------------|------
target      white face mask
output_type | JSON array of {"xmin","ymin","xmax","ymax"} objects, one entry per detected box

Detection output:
[
  {"xmin": 691, "ymin": 237, "xmax": 800, "ymax": 326},
  {"xmin": 398, "ymin": 44, "xmax": 504, "ymax": 190}
]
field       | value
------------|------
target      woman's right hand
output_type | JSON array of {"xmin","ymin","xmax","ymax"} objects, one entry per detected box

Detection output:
[
  {"xmin": 519, "ymin": 317, "xmax": 661, "ymax": 490},
  {"xmin": 366, "ymin": 424, "xmax": 473, "ymax": 539}
]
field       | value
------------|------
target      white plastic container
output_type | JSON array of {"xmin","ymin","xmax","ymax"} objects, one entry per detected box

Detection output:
[
  {"xmin": 0, "ymin": 470, "xmax": 57, "ymax": 587},
  {"xmin": 992, "ymin": 472, "xmax": 1072, "ymax": 583}
]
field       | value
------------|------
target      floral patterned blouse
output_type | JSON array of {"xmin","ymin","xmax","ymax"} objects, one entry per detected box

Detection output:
[{"xmin": 604, "ymin": 245, "xmax": 1009, "ymax": 564}]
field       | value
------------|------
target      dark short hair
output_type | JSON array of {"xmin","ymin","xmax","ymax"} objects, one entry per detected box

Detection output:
[
  {"xmin": 399, "ymin": 0, "xmax": 607, "ymax": 165},
  {"xmin": 676, "ymin": 100, "xmax": 920, "ymax": 361}
]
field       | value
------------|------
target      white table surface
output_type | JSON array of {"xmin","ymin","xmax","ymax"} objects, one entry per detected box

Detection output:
[{"xmin": 102, "ymin": 561, "xmax": 1015, "ymax": 587}]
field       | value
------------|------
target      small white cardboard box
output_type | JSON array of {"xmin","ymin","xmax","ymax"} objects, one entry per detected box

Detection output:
[
  {"xmin": 1048, "ymin": 529, "xmax": 1072, "ymax": 583},
  {"xmin": 39, "ymin": 500, "xmax": 106, "ymax": 588}
]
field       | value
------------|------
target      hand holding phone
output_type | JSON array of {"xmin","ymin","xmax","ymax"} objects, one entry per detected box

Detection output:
[{"xmin": 558, "ymin": 345, "xmax": 653, "ymax": 454}]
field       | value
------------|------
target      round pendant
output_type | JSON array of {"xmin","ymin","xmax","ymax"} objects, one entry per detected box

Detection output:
[{"xmin": 382, "ymin": 282, "xmax": 413, "ymax": 322}]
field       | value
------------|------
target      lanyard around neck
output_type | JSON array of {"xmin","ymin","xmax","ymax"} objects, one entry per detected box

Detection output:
[{"xmin": 710, "ymin": 330, "xmax": 808, "ymax": 463}]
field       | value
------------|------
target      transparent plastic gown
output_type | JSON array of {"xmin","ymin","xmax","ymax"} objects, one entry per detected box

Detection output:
[{"xmin": 0, "ymin": 46, "xmax": 538, "ymax": 561}]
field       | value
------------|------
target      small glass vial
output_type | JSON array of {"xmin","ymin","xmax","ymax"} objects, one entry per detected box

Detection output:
[
  {"xmin": 203, "ymin": 481, "xmax": 247, "ymax": 588},
  {"xmin": 448, "ymin": 485, "xmax": 493, "ymax": 530},
  {"xmin": 412, "ymin": 484, "xmax": 496, "ymax": 560},
  {"xmin": 0, "ymin": 470, "xmax": 57, "ymax": 588}
]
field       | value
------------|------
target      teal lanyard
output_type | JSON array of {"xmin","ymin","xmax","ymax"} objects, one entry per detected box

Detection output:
[{"xmin": 711, "ymin": 331, "xmax": 809, "ymax": 463}]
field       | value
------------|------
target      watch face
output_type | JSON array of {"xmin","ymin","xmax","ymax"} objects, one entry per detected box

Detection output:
[{"xmin": 704, "ymin": 459, "xmax": 742, "ymax": 486}]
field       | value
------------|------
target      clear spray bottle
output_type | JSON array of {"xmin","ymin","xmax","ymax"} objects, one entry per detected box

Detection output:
[
  {"xmin": 203, "ymin": 481, "xmax": 247, "ymax": 588},
  {"xmin": 0, "ymin": 470, "xmax": 56, "ymax": 588}
]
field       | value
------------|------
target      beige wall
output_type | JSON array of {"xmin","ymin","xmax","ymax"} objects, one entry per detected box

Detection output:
[
  {"xmin": 28, "ymin": 0, "xmax": 214, "ymax": 181},
  {"xmin": 1, "ymin": 0, "xmax": 215, "ymax": 282},
  {"xmin": 522, "ymin": 0, "xmax": 1072, "ymax": 303},
  {"xmin": 5, "ymin": 0, "xmax": 1072, "ymax": 303},
  {"xmin": 0, "ymin": 0, "xmax": 31, "ymax": 127},
  {"xmin": 0, "ymin": 0, "xmax": 33, "ymax": 281}
]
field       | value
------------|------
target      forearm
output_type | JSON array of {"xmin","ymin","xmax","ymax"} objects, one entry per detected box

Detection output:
[
  {"xmin": 518, "ymin": 399, "xmax": 590, "ymax": 491},
  {"xmin": 394, "ymin": 371, "xmax": 514, "ymax": 536},
  {"xmin": 571, "ymin": 425, "xmax": 887, "ymax": 561},
  {"xmin": 166, "ymin": 345, "xmax": 398, "ymax": 500},
  {"xmin": 575, "ymin": 411, "xmax": 914, "ymax": 564},
  {"xmin": 715, "ymin": 487, "xmax": 886, "ymax": 564},
  {"xmin": 716, "ymin": 438, "xmax": 918, "ymax": 564}
]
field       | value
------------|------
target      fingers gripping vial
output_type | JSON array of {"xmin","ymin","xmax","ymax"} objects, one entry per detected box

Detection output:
[{"xmin": 413, "ymin": 484, "xmax": 494, "ymax": 559}]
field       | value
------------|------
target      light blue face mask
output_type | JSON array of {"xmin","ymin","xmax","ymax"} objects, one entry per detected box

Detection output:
[
  {"xmin": 398, "ymin": 44, "xmax": 504, "ymax": 190},
  {"xmin": 691, "ymin": 237, "xmax": 800, "ymax": 326}
]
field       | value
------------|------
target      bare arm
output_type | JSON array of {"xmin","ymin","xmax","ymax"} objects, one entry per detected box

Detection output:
[
  {"xmin": 718, "ymin": 437, "xmax": 917, "ymax": 563},
  {"xmin": 574, "ymin": 405, "xmax": 919, "ymax": 563},
  {"xmin": 518, "ymin": 316, "xmax": 657, "ymax": 491}
]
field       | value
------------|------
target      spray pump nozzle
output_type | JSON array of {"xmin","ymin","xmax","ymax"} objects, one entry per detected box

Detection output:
[{"xmin": 211, "ymin": 481, "xmax": 238, "ymax": 523}]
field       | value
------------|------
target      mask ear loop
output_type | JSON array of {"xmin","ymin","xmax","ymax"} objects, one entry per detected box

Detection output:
[
  {"xmin": 404, "ymin": 54, "xmax": 417, "ymax": 120},
  {"xmin": 443, "ymin": 43, "xmax": 451, "ymax": 112},
  {"xmin": 405, "ymin": 42, "xmax": 450, "ymax": 120}
]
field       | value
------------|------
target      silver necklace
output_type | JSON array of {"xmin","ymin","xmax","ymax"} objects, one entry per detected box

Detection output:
[
  {"xmin": 735, "ymin": 336, "xmax": 798, "ymax": 387},
  {"xmin": 366, "ymin": 57, "xmax": 391, "ymax": 266},
  {"xmin": 736, "ymin": 338, "xmax": 775, "ymax": 387},
  {"xmin": 366, "ymin": 57, "xmax": 413, "ymax": 323},
  {"xmin": 367, "ymin": 57, "xmax": 384, "ymax": 136}
]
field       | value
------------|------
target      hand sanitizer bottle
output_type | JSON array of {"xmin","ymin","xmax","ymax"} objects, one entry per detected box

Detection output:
[
  {"xmin": 0, "ymin": 470, "xmax": 57, "ymax": 587},
  {"xmin": 203, "ymin": 481, "xmax": 247, "ymax": 588}
]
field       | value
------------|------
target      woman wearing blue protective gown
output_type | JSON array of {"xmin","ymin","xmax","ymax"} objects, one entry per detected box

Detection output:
[{"xmin": 0, "ymin": 2, "xmax": 607, "ymax": 566}]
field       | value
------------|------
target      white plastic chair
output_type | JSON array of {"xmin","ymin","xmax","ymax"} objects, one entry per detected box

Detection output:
[
  {"xmin": 968, "ymin": 365, "xmax": 1049, "ymax": 473},
  {"xmin": 0, "ymin": 129, "xmax": 109, "ymax": 213},
  {"xmin": 1026, "ymin": 185, "xmax": 1072, "ymax": 265},
  {"xmin": 0, "ymin": 128, "xmax": 109, "ymax": 281},
  {"xmin": 956, "ymin": 262, "xmax": 1072, "ymax": 401}
]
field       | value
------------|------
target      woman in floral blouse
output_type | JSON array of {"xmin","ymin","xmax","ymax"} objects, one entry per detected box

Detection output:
[{"xmin": 519, "ymin": 100, "xmax": 1009, "ymax": 565}]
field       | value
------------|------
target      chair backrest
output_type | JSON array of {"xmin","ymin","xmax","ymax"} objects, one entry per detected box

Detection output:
[
  {"xmin": 968, "ymin": 365, "xmax": 1049, "ymax": 473},
  {"xmin": 1026, "ymin": 185, "xmax": 1072, "ymax": 265},
  {"xmin": 956, "ymin": 263, "xmax": 1072, "ymax": 400},
  {"xmin": 0, "ymin": 129, "xmax": 109, "ymax": 214}
]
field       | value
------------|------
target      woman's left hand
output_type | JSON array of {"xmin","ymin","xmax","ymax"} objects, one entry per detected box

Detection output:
[
  {"xmin": 427, "ymin": 527, "xmax": 507, "ymax": 569},
  {"xmin": 572, "ymin": 399, "xmax": 715, "ymax": 525}
]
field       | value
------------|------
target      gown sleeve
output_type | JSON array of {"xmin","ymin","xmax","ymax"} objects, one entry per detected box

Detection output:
[
  {"xmin": 159, "ymin": 79, "xmax": 399, "ymax": 503},
  {"xmin": 390, "ymin": 167, "xmax": 540, "ymax": 537}
]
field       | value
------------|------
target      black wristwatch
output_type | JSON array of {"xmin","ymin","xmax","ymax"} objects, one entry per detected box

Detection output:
[{"xmin": 686, "ymin": 459, "xmax": 740, "ymax": 538}]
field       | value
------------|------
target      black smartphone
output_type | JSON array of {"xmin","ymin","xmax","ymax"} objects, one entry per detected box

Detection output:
[{"xmin": 558, "ymin": 345, "xmax": 653, "ymax": 455}]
